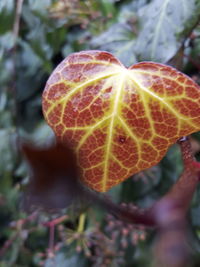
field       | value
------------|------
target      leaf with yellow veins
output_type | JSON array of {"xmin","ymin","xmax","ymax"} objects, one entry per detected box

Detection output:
[{"xmin": 42, "ymin": 50, "xmax": 200, "ymax": 192}]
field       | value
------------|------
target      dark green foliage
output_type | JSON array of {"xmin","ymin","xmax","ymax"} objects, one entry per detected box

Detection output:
[{"xmin": 0, "ymin": 0, "xmax": 200, "ymax": 266}]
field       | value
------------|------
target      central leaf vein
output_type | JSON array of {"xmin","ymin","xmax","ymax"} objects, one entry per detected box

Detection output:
[{"xmin": 102, "ymin": 72, "xmax": 126, "ymax": 191}]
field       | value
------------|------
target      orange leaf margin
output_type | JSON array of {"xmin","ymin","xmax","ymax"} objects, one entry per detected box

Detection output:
[{"xmin": 42, "ymin": 50, "xmax": 200, "ymax": 192}]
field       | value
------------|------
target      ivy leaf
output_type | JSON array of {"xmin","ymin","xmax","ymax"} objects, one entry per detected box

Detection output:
[
  {"xmin": 135, "ymin": 0, "xmax": 200, "ymax": 62},
  {"xmin": 22, "ymin": 142, "xmax": 83, "ymax": 210},
  {"xmin": 42, "ymin": 50, "xmax": 200, "ymax": 192},
  {"xmin": 0, "ymin": 0, "xmax": 14, "ymax": 13},
  {"xmin": 90, "ymin": 23, "xmax": 137, "ymax": 66}
]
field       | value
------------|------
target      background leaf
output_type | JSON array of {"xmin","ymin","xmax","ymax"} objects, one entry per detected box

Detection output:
[
  {"xmin": 90, "ymin": 23, "xmax": 137, "ymax": 66},
  {"xmin": 135, "ymin": 0, "xmax": 200, "ymax": 62}
]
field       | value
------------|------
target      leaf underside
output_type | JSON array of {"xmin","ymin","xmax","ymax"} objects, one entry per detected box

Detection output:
[{"xmin": 42, "ymin": 50, "xmax": 200, "ymax": 192}]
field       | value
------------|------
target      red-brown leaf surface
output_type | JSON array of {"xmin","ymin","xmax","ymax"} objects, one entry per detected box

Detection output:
[{"xmin": 42, "ymin": 50, "xmax": 200, "ymax": 192}]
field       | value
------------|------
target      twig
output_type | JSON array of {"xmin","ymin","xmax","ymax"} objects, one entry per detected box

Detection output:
[
  {"xmin": 43, "ymin": 215, "xmax": 68, "ymax": 228},
  {"xmin": 13, "ymin": 0, "xmax": 24, "ymax": 41},
  {"xmin": 48, "ymin": 224, "xmax": 55, "ymax": 257},
  {"xmin": 10, "ymin": 0, "xmax": 24, "ymax": 137},
  {"xmin": 43, "ymin": 215, "xmax": 68, "ymax": 257}
]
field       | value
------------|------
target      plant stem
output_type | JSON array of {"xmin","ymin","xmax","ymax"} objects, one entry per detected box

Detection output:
[
  {"xmin": 77, "ymin": 213, "xmax": 86, "ymax": 233},
  {"xmin": 152, "ymin": 138, "xmax": 200, "ymax": 267},
  {"xmin": 13, "ymin": 0, "xmax": 24, "ymax": 41},
  {"xmin": 10, "ymin": 0, "xmax": 24, "ymax": 141}
]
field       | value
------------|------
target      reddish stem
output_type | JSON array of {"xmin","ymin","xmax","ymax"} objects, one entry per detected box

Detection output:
[
  {"xmin": 43, "ymin": 215, "xmax": 68, "ymax": 257},
  {"xmin": 0, "ymin": 233, "xmax": 18, "ymax": 258},
  {"xmin": 48, "ymin": 224, "xmax": 55, "ymax": 257},
  {"xmin": 43, "ymin": 215, "xmax": 68, "ymax": 228},
  {"xmin": 151, "ymin": 138, "xmax": 200, "ymax": 267}
]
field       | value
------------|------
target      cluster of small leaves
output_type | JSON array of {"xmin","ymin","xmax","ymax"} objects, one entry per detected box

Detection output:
[{"xmin": 1, "ymin": 0, "xmax": 200, "ymax": 266}]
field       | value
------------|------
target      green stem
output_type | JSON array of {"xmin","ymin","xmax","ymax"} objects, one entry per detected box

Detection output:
[{"xmin": 77, "ymin": 213, "xmax": 86, "ymax": 233}]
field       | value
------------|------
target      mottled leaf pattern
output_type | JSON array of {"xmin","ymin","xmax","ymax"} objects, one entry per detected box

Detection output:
[{"xmin": 42, "ymin": 51, "xmax": 200, "ymax": 192}]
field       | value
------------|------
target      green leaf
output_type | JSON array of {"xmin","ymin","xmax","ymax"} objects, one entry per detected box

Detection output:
[
  {"xmin": 135, "ymin": 0, "xmax": 200, "ymax": 62},
  {"xmin": 27, "ymin": 0, "xmax": 52, "ymax": 14},
  {"xmin": 44, "ymin": 253, "xmax": 86, "ymax": 267},
  {"xmin": 90, "ymin": 23, "xmax": 137, "ymax": 66},
  {"xmin": 19, "ymin": 122, "xmax": 54, "ymax": 145},
  {"xmin": 0, "ymin": 32, "xmax": 15, "ymax": 59},
  {"xmin": 190, "ymin": 27, "xmax": 200, "ymax": 60},
  {"xmin": 121, "ymin": 165, "xmax": 161, "ymax": 203},
  {"xmin": 118, "ymin": 0, "xmax": 149, "ymax": 22},
  {"xmin": 18, "ymin": 40, "xmax": 43, "ymax": 76},
  {"xmin": 0, "ymin": 0, "xmax": 14, "ymax": 13},
  {"xmin": 0, "ymin": 129, "xmax": 16, "ymax": 193},
  {"xmin": 0, "ymin": 129, "xmax": 14, "ymax": 173},
  {"xmin": 0, "ymin": 0, "xmax": 14, "ymax": 34}
]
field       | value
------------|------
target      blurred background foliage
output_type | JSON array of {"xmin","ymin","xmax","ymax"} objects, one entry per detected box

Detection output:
[{"xmin": 0, "ymin": 0, "xmax": 200, "ymax": 266}]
